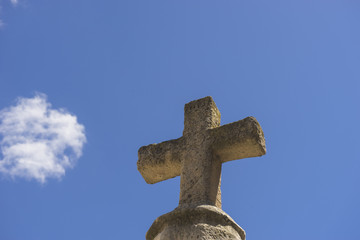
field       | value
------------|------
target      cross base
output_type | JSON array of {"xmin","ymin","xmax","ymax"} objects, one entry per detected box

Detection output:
[{"xmin": 146, "ymin": 205, "xmax": 245, "ymax": 240}]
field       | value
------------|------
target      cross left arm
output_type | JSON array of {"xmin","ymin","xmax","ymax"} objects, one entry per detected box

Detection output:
[{"xmin": 137, "ymin": 138, "xmax": 184, "ymax": 184}]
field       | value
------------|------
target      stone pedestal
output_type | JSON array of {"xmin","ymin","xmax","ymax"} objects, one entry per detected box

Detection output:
[{"xmin": 146, "ymin": 205, "xmax": 245, "ymax": 240}]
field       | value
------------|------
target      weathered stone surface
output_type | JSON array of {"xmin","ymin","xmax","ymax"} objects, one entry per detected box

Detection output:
[
  {"xmin": 137, "ymin": 96, "xmax": 266, "ymax": 239},
  {"xmin": 147, "ymin": 205, "xmax": 245, "ymax": 240},
  {"xmin": 210, "ymin": 117, "xmax": 266, "ymax": 163},
  {"xmin": 138, "ymin": 138, "xmax": 184, "ymax": 184},
  {"xmin": 137, "ymin": 97, "xmax": 266, "ymax": 208}
]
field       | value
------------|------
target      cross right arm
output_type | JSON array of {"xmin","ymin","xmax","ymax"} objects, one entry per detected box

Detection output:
[{"xmin": 210, "ymin": 117, "xmax": 266, "ymax": 163}]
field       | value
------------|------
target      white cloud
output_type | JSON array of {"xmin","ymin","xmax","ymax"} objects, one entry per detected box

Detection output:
[
  {"xmin": 0, "ymin": 94, "xmax": 86, "ymax": 183},
  {"xmin": 10, "ymin": 0, "xmax": 18, "ymax": 6}
]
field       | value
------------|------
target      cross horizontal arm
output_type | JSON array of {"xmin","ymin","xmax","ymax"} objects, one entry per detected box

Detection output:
[
  {"xmin": 210, "ymin": 116, "xmax": 266, "ymax": 163},
  {"xmin": 137, "ymin": 138, "xmax": 184, "ymax": 184}
]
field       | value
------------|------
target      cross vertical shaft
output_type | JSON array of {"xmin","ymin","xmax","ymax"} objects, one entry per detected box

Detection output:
[{"xmin": 179, "ymin": 97, "xmax": 222, "ymax": 208}]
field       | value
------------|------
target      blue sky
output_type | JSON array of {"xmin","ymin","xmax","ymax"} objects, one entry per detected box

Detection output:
[{"xmin": 0, "ymin": 0, "xmax": 359, "ymax": 239}]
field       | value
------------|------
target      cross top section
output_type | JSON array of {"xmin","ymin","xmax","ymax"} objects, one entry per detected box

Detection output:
[
  {"xmin": 137, "ymin": 96, "xmax": 266, "ymax": 209},
  {"xmin": 183, "ymin": 96, "xmax": 220, "ymax": 135}
]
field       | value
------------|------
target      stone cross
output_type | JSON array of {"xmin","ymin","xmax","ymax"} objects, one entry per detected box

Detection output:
[{"xmin": 137, "ymin": 96, "xmax": 266, "ymax": 209}]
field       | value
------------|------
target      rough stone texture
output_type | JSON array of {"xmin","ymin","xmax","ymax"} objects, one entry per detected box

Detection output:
[
  {"xmin": 137, "ymin": 96, "xmax": 266, "ymax": 239},
  {"xmin": 147, "ymin": 205, "xmax": 245, "ymax": 240}
]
